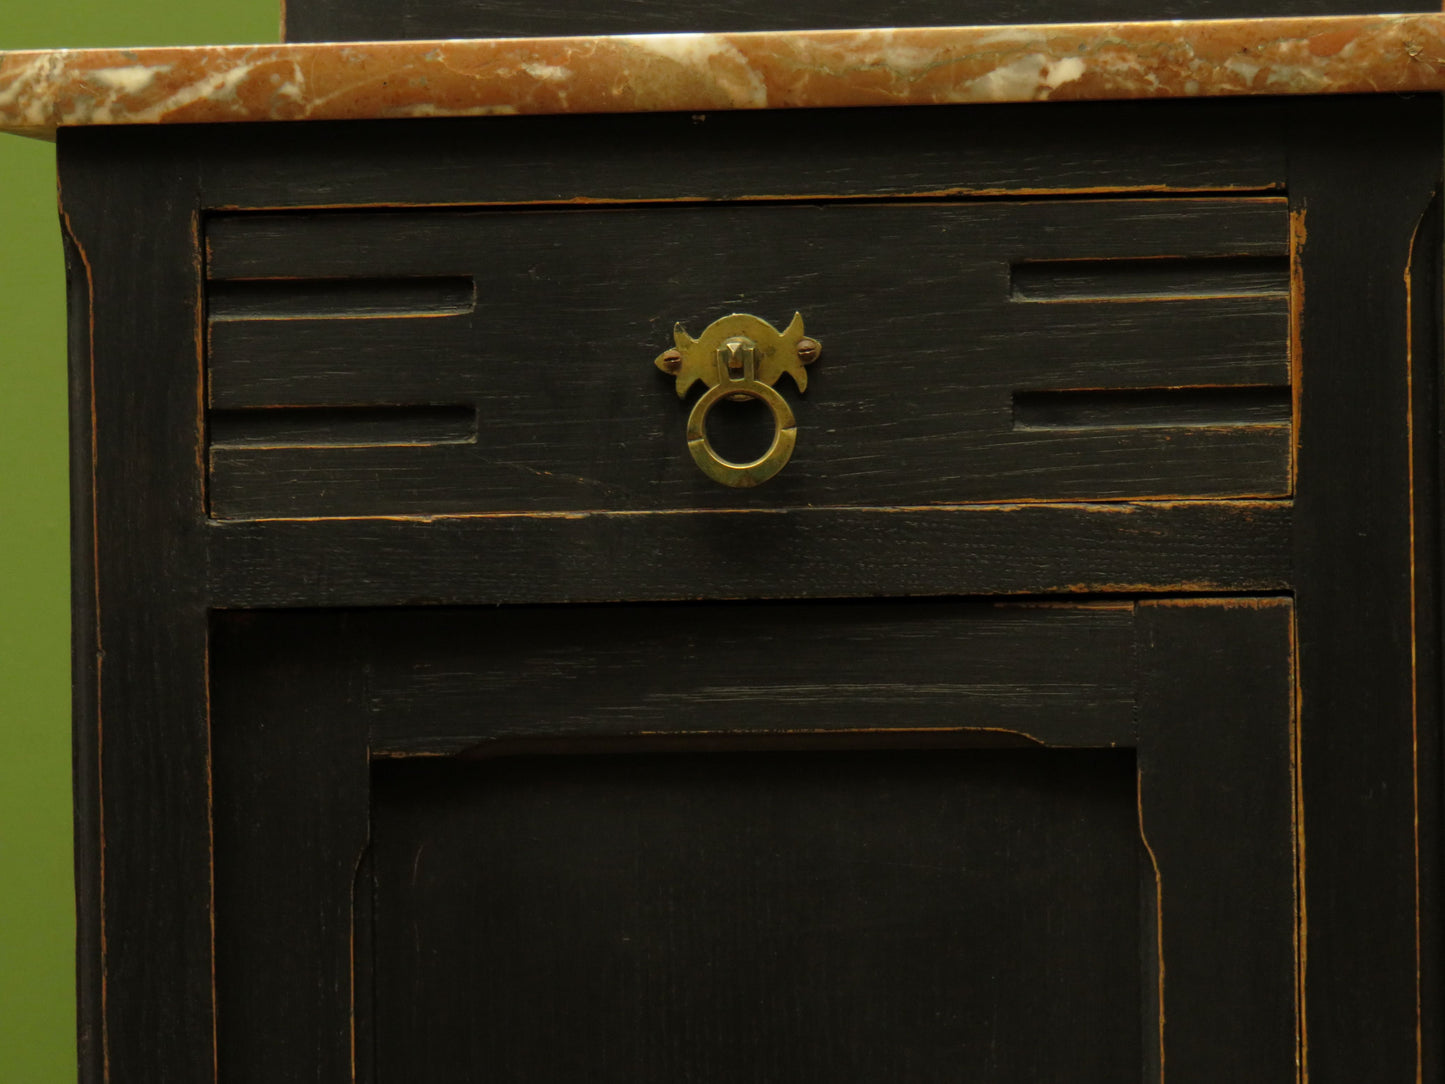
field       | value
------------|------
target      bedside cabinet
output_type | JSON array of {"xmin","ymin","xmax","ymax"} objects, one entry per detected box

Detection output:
[{"xmin": 59, "ymin": 93, "xmax": 1440, "ymax": 1081}]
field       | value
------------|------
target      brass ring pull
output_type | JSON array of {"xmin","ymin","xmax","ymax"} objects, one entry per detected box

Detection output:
[
  {"xmin": 686, "ymin": 380, "xmax": 797, "ymax": 489},
  {"xmin": 654, "ymin": 312, "xmax": 820, "ymax": 489}
]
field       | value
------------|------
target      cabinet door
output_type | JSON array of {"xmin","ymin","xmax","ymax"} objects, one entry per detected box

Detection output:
[{"xmin": 210, "ymin": 597, "xmax": 1295, "ymax": 1083}]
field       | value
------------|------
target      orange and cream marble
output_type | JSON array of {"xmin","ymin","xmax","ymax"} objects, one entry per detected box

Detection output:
[{"xmin": 4, "ymin": 14, "xmax": 1445, "ymax": 139}]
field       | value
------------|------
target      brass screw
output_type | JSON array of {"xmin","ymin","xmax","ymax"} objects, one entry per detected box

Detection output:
[
  {"xmin": 658, "ymin": 349, "xmax": 683, "ymax": 373},
  {"xmin": 796, "ymin": 338, "xmax": 820, "ymax": 364}
]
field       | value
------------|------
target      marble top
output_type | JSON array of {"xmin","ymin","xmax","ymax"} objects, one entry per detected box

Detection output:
[{"xmin": 4, "ymin": 13, "xmax": 1445, "ymax": 139}]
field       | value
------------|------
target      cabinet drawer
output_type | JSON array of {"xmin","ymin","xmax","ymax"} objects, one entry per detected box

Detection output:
[{"xmin": 205, "ymin": 196, "xmax": 1291, "ymax": 519}]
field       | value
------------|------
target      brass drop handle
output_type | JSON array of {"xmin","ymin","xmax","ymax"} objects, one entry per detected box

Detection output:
[{"xmin": 654, "ymin": 312, "xmax": 820, "ymax": 488}]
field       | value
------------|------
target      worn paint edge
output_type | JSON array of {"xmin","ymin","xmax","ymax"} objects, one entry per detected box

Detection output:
[
  {"xmin": 57, "ymin": 193, "xmax": 109, "ymax": 1083},
  {"xmin": 1403, "ymin": 186, "xmax": 1434, "ymax": 1084},
  {"xmin": 203, "ymin": 186, "xmax": 1288, "ymax": 215},
  {"xmin": 187, "ymin": 203, "xmax": 222, "ymax": 1084},
  {"xmin": 1288, "ymin": 205, "xmax": 1307, "ymax": 497},
  {"xmin": 1291, "ymin": 603, "xmax": 1307, "ymax": 1084},
  {"xmin": 1138, "ymin": 772, "xmax": 1166, "ymax": 1082},
  {"xmin": 205, "ymin": 497, "xmax": 1293, "ymax": 526}
]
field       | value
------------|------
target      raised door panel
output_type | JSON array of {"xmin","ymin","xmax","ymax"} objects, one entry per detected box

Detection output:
[{"xmin": 209, "ymin": 598, "xmax": 1295, "ymax": 1082}]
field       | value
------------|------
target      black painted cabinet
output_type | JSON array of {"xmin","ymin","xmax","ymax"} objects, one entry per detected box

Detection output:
[{"xmin": 62, "ymin": 97, "xmax": 1441, "ymax": 1081}]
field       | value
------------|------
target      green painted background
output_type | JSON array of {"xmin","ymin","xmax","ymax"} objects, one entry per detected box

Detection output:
[{"xmin": 0, "ymin": 4, "xmax": 275, "ymax": 1078}]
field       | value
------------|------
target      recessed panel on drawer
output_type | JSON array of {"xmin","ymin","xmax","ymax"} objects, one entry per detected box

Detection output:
[{"xmin": 205, "ymin": 198, "xmax": 1291, "ymax": 519}]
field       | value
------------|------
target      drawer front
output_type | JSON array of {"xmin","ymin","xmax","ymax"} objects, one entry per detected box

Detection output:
[{"xmin": 205, "ymin": 196, "xmax": 1291, "ymax": 519}]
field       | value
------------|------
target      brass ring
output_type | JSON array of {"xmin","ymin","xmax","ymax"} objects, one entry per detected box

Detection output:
[{"xmin": 685, "ymin": 381, "xmax": 797, "ymax": 488}]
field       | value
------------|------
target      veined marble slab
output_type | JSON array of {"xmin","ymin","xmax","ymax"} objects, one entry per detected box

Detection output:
[{"xmin": 4, "ymin": 14, "xmax": 1445, "ymax": 139}]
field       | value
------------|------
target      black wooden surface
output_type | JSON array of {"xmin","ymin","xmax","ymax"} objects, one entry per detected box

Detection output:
[
  {"xmin": 1285, "ymin": 97, "xmax": 1442, "ymax": 1083},
  {"xmin": 207, "ymin": 600, "xmax": 1296, "ymax": 1082},
  {"xmin": 1136, "ymin": 599, "xmax": 1297, "ymax": 1082},
  {"xmin": 282, "ymin": 0, "xmax": 1437, "ymax": 43},
  {"xmin": 210, "ymin": 613, "xmax": 370, "ymax": 1084},
  {"xmin": 60, "ymin": 174, "xmax": 103, "ymax": 1084},
  {"xmin": 190, "ymin": 102, "xmax": 1289, "ymax": 207},
  {"xmin": 361, "ymin": 601, "xmax": 1140, "ymax": 753},
  {"xmin": 207, "ymin": 501, "xmax": 1292, "ymax": 607},
  {"xmin": 60, "ymin": 132, "xmax": 215, "ymax": 1081},
  {"xmin": 58, "ymin": 96, "xmax": 1441, "ymax": 1082},
  {"xmin": 1414, "ymin": 189, "xmax": 1445, "ymax": 1084},
  {"xmin": 372, "ymin": 749, "xmax": 1142, "ymax": 1083},
  {"xmin": 206, "ymin": 198, "xmax": 1291, "ymax": 517}
]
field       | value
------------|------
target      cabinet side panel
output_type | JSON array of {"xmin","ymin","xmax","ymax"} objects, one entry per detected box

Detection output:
[
  {"xmin": 1287, "ymin": 95, "xmax": 1444, "ymax": 1083},
  {"xmin": 58, "ymin": 128, "xmax": 215, "ymax": 1082},
  {"xmin": 60, "ymin": 149, "xmax": 101, "ymax": 1084},
  {"xmin": 1411, "ymin": 186, "xmax": 1444, "ymax": 1084}
]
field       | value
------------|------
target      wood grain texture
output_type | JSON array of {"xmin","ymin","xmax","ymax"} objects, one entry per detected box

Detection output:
[
  {"xmin": 206, "ymin": 501, "xmax": 1292, "ymax": 608},
  {"xmin": 1286, "ymin": 95, "xmax": 1441, "ymax": 1083},
  {"xmin": 1012, "ymin": 385, "xmax": 1290, "ymax": 429},
  {"xmin": 59, "ymin": 129, "xmax": 215, "ymax": 1081},
  {"xmin": 207, "ymin": 275, "xmax": 475, "ymax": 320},
  {"xmin": 208, "ymin": 404, "xmax": 477, "ymax": 448},
  {"xmin": 60, "ymin": 168, "xmax": 102, "ymax": 1084},
  {"xmin": 186, "ymin": 103, "xmax": 1289, "ymax": 210},
  {"xmin": 1136, "ymin": 599, "xmax": 1297, "ymax": 1081},
  {"xmin": 205, "ymin": 198, "xmax": 1291, "ymax": 517},
  {"xmin": 371, "ymin": 749, "xmax": 1142, "ymax": 1083},
  {"xmin": 1010, "ymin": 254, "xmax": 1289, "ymax": 301},
  {"xmin": 204, "ymin": 604, "xmax": 1145, "ymax": 1083},
  {"xmin": 202, "ymin": 601, "xmax": 1301, "ymax": 1082},
  {"xmin": 210, "ymin": 612, "xmax": 371, "ymax": 1084},
  {"xmin": 1410, "ymin": 189, "xmax": 1444, "ymax": 1084},
  {"xmin": 362, "ymin": 602, "xmax": 1139, "ymax": 754}
]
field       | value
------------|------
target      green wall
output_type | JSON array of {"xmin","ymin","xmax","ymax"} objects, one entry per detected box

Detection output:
[{"xmin": 0, "ymin": 4, "xmax": 276, "ymax": 1078}]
